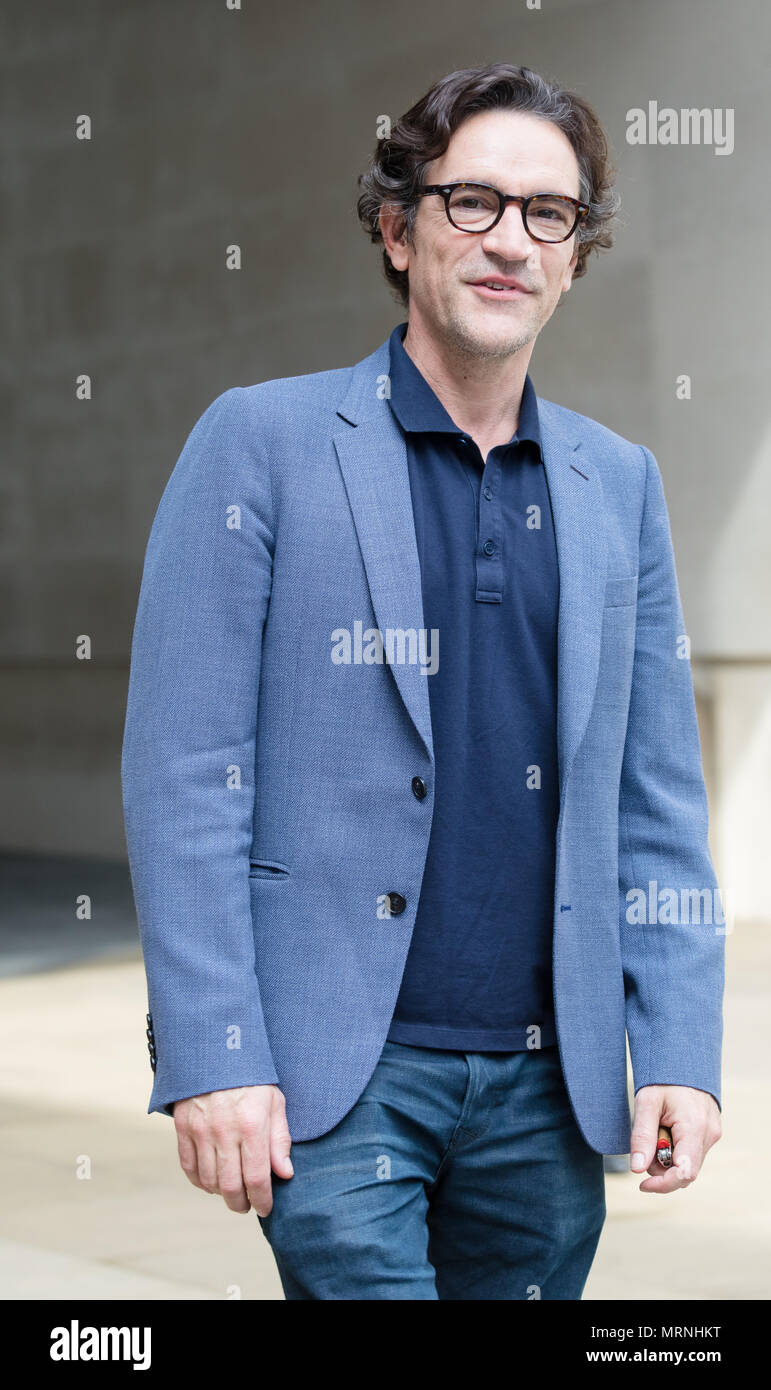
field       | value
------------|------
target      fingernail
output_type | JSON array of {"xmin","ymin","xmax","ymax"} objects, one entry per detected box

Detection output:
[
  {"xmin": 631, "ymin": 1152, "xmax": 645, "ymax": 1169},
  {"xmin": 286, "ymin": 1161, "xmax": 294, "ymax": 1175}
]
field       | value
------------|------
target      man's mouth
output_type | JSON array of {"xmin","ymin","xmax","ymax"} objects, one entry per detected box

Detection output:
[{"xmin": 469, "ymin": 279, "xmax": 531, "ymax": 299}]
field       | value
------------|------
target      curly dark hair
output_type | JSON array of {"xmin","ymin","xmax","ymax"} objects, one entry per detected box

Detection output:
[{"xmin": 357, "ymin": 63, "xmax": 620, "ymax": 308}]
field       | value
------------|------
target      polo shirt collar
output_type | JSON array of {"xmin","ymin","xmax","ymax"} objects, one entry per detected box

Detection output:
[{"xmin": 387, "ymin": 320, "xmax": 542, "ymax": 458}]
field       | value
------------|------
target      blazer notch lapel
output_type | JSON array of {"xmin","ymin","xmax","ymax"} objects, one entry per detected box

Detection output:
[
  {"xmin": 333, "ymin": 401, "xmax": 434, "ymax": 763},
  {"xmin": 540, "ymin": 406, "xmax": 609, "ymax": 793}
]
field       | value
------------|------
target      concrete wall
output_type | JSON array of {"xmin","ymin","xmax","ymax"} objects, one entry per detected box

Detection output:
[{"xmin": 3, "ymin": 0, "xmax": 769, "ymax": 917}]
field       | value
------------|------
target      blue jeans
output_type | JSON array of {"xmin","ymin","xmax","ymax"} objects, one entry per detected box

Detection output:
[{"xmin": 258, "ymin": 1041, "xmax": 606, "ymax": 1299}]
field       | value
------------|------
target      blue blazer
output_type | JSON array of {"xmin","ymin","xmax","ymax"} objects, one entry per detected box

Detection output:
[{"xmin": 121, "ymin": 331, "xmax": 725, "ymax": 1155}]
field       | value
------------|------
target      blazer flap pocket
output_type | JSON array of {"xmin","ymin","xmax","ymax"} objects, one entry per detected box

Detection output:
[
  {"xmin": 248, "ymin": 857, "xmax": 291, "ymax": 879},
  {"xmin": 604, "ymin": 573, "xmax": 638, "ymax": 608}
]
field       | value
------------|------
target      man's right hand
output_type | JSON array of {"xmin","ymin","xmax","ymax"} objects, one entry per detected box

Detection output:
[{"xmin": 173, "ymin": 1084, "xmax": 293, "ymax": 1216}]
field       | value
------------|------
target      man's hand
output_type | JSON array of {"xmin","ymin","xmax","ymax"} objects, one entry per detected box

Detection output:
[
  {"xmin": 173, "ymin": 1084, "xmax": 293, "ymax": 1216},
  {"xmin": 630, "ymin": 1085, "xmax": 722, "ymax": 1194}
]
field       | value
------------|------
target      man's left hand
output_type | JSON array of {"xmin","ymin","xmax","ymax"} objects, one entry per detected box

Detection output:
[{"xmin": 630, "ymin": 1085, "xmax": 722, "ymax": 1193}]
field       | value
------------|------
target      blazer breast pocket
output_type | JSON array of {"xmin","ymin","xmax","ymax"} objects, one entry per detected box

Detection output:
[{"xmin": 603, "ymin": 573, "xmax": 638, "ymax": 609}]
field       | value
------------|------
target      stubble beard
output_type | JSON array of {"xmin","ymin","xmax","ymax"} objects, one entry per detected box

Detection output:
[{"xmin": 440, "ymin": 288, "xmax": 543, "ymax": 364}]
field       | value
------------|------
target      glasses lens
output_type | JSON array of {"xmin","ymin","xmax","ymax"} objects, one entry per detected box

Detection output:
[
  {"xmin": 525, "ymin": 196, "xmax": 577, "ymax": 241},
  {"xmin": 447, "ymin": 184, "xmax": 500, "ymax": 230}
]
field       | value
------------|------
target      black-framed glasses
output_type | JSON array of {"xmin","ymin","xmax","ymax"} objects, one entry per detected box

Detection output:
[{"xmin": 417, "ymin": 182, "xmax": 590, "ymax": 243}]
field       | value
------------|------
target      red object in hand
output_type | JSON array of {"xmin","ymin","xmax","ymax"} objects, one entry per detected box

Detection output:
[{"xmin": 656, "ymin": 1126, "xmax": 673, "ymax": 1167}]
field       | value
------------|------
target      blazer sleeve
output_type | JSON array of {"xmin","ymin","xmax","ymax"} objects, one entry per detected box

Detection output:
[
  {"xmin": 618, "ymin": 445, "xmax": 725, "ymax": 1111},
  {"xmin": 121, "ymin": 387, "xmax": 280, "ymax": 1116}
]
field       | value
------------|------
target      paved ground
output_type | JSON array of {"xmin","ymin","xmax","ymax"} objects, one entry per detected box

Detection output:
[{"xmin": 0, "ymin": 877, "xmax": 766, "ymax": 1300}]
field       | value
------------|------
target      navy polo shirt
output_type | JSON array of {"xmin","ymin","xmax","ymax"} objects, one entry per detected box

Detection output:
[{"xmin": 385, "ymin": 321, "xmax": 560, "ymax": 1051}]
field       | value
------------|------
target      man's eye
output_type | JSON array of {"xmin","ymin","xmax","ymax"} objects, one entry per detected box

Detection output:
[{"xmin": 530, "ymin": 201, "xmax": 572, "ymax": 228}]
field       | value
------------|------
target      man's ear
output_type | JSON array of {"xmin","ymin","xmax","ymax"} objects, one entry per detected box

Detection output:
[
  {"xmin": 379, "ymin": 204, "xmax": 410, "ymax": 273},
  {"xmin": 561, "ymin": 246, "xmax": 579, "ymax": 294}
]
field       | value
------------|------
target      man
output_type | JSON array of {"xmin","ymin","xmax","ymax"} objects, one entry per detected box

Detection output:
[{"xmin": 121, "ymin": 63, "xmax": 724, "ymax": 1300}]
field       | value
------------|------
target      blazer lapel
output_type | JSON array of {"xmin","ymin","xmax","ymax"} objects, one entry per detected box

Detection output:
[
  {"xmin": 333, "ymin": 340, "xmax": 434, "ymax": 763},
  {"xmin": 538, "ymin": 399, "xmax": 609, "ymax": 795}
]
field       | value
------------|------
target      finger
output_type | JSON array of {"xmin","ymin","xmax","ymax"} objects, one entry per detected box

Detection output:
[
  {"xmin": 241, "ymin": 1130, "xmax": 274, "ymax": 1217},
  {"xmin": 215, "ymin": 1139, "xmax": 251, "ymax": 1214},
  {"xmin": 638, "ymin": 1156, "xmax": 697, "ymax": 1193},
  {"xmin": 630, "ymin": 1091, "xmax": 663, "ymax": 1171},
  {"xmin": 638, "ymin": 1165, "xmax": 692, "ymax": 1193},
  {"xmin": 269, "ymin": 1105, "xmax": 294, "ymax": 1179},
  {"xmin": 176, "ymin": 1126, "xmax": 208, "ymax": 1192},
  {"xmin": 669, "ymin": 1133, "xmax": 701, "ymax": 1182},
  {"xmin": 194, "ymin": 1136, "xmax": 219, "ymax": 1194}
]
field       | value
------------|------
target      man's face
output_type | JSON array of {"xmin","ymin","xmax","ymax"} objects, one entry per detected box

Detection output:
[{"xmin": 383, "ymin": 108, "xmax": 582, "ymax": 360}]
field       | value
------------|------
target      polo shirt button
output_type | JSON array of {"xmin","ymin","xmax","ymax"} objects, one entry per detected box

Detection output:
[
  {"xmin": 483, "ymin": 486, "xmax": 492, "ymax": 500},
  {"xmin": 386, "ymin": 891, "xmax": 407, "ymax": 916},
  {"xmin": 483, "ymin": 539, "xmax": 495, "ymax": 555},
  {"xmin": 411, "ymin": 776, "xmax": 427, "ymax": 799},
  {"xmin": 458, "ymin": 436, "xmax": 469, "ymax": 447}
]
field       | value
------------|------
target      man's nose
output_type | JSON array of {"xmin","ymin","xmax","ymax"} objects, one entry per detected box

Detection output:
[{"xmin": 478, "ymin": 203, "xmax": 536, "ymax": 262}]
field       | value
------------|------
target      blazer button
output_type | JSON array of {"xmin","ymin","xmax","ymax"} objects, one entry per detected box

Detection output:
[
  {"xmin": 411, "ymin": 776, "xmax": 427, "ymax": 800},
  {"xmin": 386, "ymin": 891, "xmax": 407, "ymax": 916}
]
